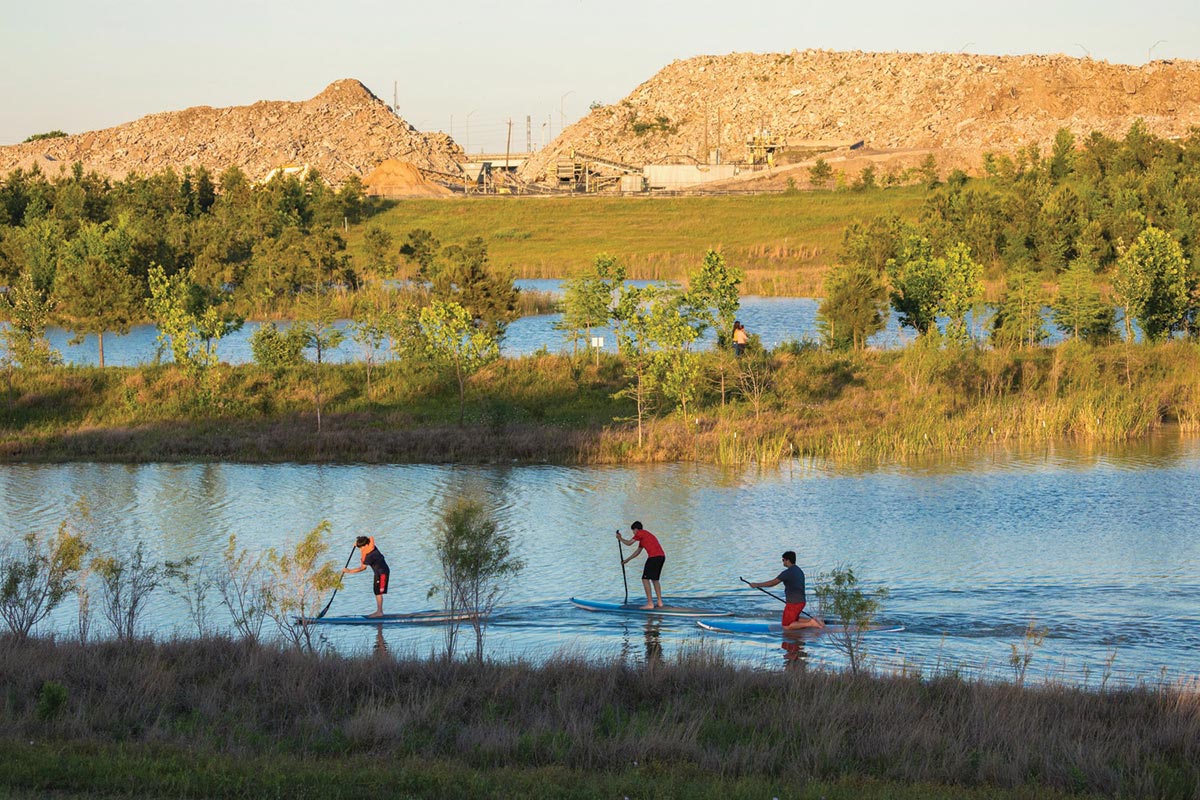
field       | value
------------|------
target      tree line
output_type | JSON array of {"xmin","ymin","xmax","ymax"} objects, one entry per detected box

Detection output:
[{"xmin": 817, "ymin": 123, "xmax": 1200, "ymax": 349}]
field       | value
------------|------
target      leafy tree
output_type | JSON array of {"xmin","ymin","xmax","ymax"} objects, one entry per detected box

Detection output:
[
  {"xmin": 1052, "ymin": 259, "xmax": 1116, "ymax": 343},
  {"xmin": 362, "ymin": 224, "xmax": 395, "ymax": 276},
  {"xmin": 434, "ymin": 237, "xmax": 519, "ymax": 340},
  {"xmin": 145, "ymin": 265, "xmax": 221, "ymax": 373},
  {"xmin": 263, "ymin": 521, "xmax": 342, "ymax": 651},
  {"xmin": 813, "ymin": 566, "xmax": 889, "ymax": 675},
  {"xmin": 851, "ymin": 164, "xmax": 878, "ymax": 191},
  {"xmin": 557, "ymin": 252, "xmax": 625, "ymax": 362},
  {"xmin": 91, "ymin": 540, "xmax": 180, "ymax": 641},
  {"xmin": 1049, "ymin": 128, "xmax": 1077, "ymax": 181},
  {"xmin": 817, "ymin": 262, "xmax": 887, "ymax": 350},
  {"xmin": 647, "ymin": 291, "xmax": 704, "ymax": 423},
  {"xmin": 52, "ymin": 224, "xmax": 141, "ymax": 367},
  {"xmin": 990, "ymin": 268, "xmax": 1047, "ymax": 347},
  {"xmin": 0, "ymin": 522, "xmax": 90, "ymax": 640},
  {"xmin": 684, "ymin": 249, "xmax": 743, "ymax": 347},
  {"xmin": 399, "ymin": 228, "xmax": 441, "ymax": 280},
  {"xmin": 919, "ymin": 153, "xmax": 940, "ymax": 188},
  {"xmin": 429, "ymin": 494, "xmax": 524, "ymax": 663},
  {"xmin": 249, "ymin": 322, "xmax": 308, "ymax": 370},
  {"xmin": 1114, "ymin": 227, "xmax": 1193, "ymax": 341},
  {"xmin": 23, "ymin": 130, "xmax": 67, "ymax": 142},
  {"xmin": 886, "ymin": 234, "xmax": 942, "ymax": 336},
  {"xmin": 0, "ymin": 271, "xmax": 61, "ymax": 368},
  {"xmin": 840, "ymin": 215, "xmax": 907, "ymax": 275},
  {"xmin": 611, "ymin": 284, "xmax": 662, "ymax": 447},
  {"xmin": 808, "ymin": 158, "xmax": 833, "ymax": 188},
  {"xmin": 419, "ymin": 299, "xmax": 500, "ymax": 425},
  {"xmin": 939, "ymin": 243, "xmax": 983, "ymax": 344}
]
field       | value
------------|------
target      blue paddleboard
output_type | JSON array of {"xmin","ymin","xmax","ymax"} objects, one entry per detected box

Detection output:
[
  {"xmin": 296, "ymin": 610, "xmax": 476, "ymax": 625},
  {"xmin": 697, "ymin": 618, "xmax": 904, "ymax": 635},
  {"xmin": 570, "ymin": 597, "xmax": 732, "ymax": 617}
]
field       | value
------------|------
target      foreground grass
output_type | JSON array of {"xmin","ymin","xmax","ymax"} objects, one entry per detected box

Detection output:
[
  {"xmin": 4, "ymin": 341, "xmax": 1200, "ymax": 466},
  {"xmin": 348, "ymin": 188, "xmax": 926, "ymax": 295},
  {"xmin": 5, "ymin": 636, "xmax": 1194, "ymax": 798}
]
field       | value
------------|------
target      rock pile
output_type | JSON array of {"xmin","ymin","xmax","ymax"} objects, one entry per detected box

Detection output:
[
  {"xmin": 519, "ymin": 50, "xmax": 1200, "ymax": 181},
  {"xmin": 363, "ymin": 159, "xmax": 454, "ymax": 197},
  {"xmin": 0, "ymin": 79, "xmax": 464, "ymax": 184}
]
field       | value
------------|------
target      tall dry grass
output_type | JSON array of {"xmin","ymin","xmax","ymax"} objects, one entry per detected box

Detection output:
[{"xmin": 0, "ymin": 635, "xmax": 1195, "ymax": 797}]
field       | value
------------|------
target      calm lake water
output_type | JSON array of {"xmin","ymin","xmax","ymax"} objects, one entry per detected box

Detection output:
[
  {"xmin": 22, "ymin": 279, "xmax": 1085, "ymax": 367},
  {"xmin": 2, "ymin": 432, "xmax": 1197, "ymax": 684}
]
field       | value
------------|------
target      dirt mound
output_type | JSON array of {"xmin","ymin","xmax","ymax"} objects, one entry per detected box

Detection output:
[
  {"xmin": 520, "ymin": 50, "xmax": 1200, "ymax": 181},
  {"xmin": 0, "ymin": 79, "xmax": 464, "ymax": 184},
  {"xmin": 363, "ymin": 159, "xmax": 453, "ymax": 197}
]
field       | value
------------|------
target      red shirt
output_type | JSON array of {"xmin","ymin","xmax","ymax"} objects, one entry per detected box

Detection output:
[{"xmin": 633, "ymin": 529, "xmax": 664, "ymax": 558}]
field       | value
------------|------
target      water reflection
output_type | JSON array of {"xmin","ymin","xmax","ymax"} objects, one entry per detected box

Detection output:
[{"xmin": 1, "ymin": 430, "xmax": 1199, "ymax": 684}]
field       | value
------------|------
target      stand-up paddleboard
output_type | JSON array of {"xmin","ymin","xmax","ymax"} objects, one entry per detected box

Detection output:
[
  {"xmin": 570, "ymin": 597, "xmax": 732, "ymax": 618},
  {"xmin": 697, "ymin": 618, "xmax": 904, "ymax": 635},
  {"xmin": 296, "ymin": 610, "xmax": 477, "ymax": 626}
]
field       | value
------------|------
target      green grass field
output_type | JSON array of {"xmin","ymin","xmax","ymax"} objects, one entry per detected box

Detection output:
[{"xmin": 349, "ymin": 187, "xmax": 927, "ymax": 295}]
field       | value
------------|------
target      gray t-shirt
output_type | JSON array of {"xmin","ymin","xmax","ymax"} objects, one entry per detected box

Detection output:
[{"xmin": 777, "ymin": 564, "xmax": 806, "ymax": 604}]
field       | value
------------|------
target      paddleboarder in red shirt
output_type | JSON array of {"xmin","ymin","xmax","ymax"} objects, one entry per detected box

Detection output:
[
  {"xmin": 616, "ymin": 521, "xmax": 665, "ymax": 609},
  {"xmin": 342, "ymin": 536, "xmax": 390, "ymax": 618},
  {"xmin": 748, "ymin": 551, "xmax": 825, "ymax": 630}
]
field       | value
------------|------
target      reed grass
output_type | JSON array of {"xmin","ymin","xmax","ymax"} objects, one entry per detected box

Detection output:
[
  {"xmin": 4, "ymin": 342, "xmax": 1200, "ymax": 467},
  {"xmin": 0, "ymin": 635, "xmax": 1191, "ymax": 798}
]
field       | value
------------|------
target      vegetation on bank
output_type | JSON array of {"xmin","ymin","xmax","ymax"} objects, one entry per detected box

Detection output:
[
  {"xmin": 0, "ymin": 635, "xmax": 1194, "ymax": 799},
  {"xmin": 3, "ymin": 340, "xmax": 1199, "ymax": 465}
]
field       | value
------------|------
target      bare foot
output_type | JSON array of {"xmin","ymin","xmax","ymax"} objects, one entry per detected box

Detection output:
[
  {"xmin": 366, "ymin": 612, "xmax": 384, "ymax": 618},
  {"xmin": 638, "ymin": 604, "xmax": 655, "ymax": 610},
  {"xmin": 655, "ymin": 602, "xmax": 664, "ymax": 608}
]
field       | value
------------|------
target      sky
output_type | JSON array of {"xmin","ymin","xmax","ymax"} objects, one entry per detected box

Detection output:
[{"xmin": 4, "ymin": 0, "xmax": 1199, "ymax": 153}]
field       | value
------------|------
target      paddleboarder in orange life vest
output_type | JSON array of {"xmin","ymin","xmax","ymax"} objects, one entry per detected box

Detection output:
[
  {"xmin": 616, "ymin": 521, "xmax": 665, "ymax": 609},
  {"xmin": 342, "ymin": 536, "xmax": 390, "ymax": 618},
  {"xmin": 748, "ymin": 551, "xmax": 825, "ymax": 630}
]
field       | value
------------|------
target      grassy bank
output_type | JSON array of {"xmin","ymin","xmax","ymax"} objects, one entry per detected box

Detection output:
[
  {"xmin": 3, "ymin": 341, "xmax": 1200, "ymax": 465},
  {"xmin": 350, "ymin": 188, "xmax": 926, "ymax": 296},
  {"xmin": 1, "ymin": 635, "xmax": 1194, "ymax": 799}
]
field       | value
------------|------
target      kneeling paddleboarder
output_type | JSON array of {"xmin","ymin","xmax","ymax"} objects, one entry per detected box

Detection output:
[
  {"xmin": 748, "ymin": 551, "xmax": 825, "ymax": 630},
  {"xmin": 343, "ymin": 536, "xmax": 390, "ymax": 618}
]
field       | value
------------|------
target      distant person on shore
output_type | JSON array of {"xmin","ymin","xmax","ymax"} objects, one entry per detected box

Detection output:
[
  {"xmin": 617, "ymin": 521, "xmax": 665, "ymax": 609},
  {"xmin": 343, "ymin": 536, "xmax": 390, "ymax": 618},
  {"xmin": 747, "ymin": 551, "xmax": 824, "ymax": 630},
  {"xmin": 733, "ymin": 321, "xmax": 749, "ymax": 356}
]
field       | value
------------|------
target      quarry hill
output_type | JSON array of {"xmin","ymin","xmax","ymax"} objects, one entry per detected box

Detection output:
[
  {"xmin": 0, "ymin": 80, "xmax": 463, "ymax": 183},
  {"xmin": 519, "ymin": 50, "xmax": 1200, "ymax": 181}
]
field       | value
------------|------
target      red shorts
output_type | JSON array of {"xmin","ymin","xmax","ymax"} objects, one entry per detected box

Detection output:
[{"xmin": 782, "ymin": 602, "xmax": 806, "ymax": 627}]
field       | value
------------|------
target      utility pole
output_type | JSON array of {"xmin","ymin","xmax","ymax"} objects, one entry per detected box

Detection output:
[
  {"xmin": 393, "ymin": 81, "xmax": 398, "ymax": 115},
  {"xmin": 505, "ymin": 118, "xmax": 512, "ymax": 174},
  {"xmin": 526, "ymin": 115, "xmax": 532, "ymax": 153}
]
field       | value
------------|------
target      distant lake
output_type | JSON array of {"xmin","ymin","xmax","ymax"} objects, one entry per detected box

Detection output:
[{"xmin": 15, "ymin": 279, "xmax": 1094, "ymax": 368}]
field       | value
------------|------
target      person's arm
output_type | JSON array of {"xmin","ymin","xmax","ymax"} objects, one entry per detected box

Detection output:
[
  {"xmin": 616, "ymin": 531, "xmax": 635, "ymax": 546},
  {"xmin": 749, "ymin": 576, "xmax": 782, "ymax": 589},
  {"xmin": 343, "ymin": 564, "xmax": 366, "ymax": 574},
  {"xmin": 622, "ymin": 546, "xmax": 644, "ymax": 564}
]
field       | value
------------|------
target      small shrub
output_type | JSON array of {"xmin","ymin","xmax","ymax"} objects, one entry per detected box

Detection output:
[{"xmin": 35, "ymin": 681, "xmax": 68, "ymax": 721}]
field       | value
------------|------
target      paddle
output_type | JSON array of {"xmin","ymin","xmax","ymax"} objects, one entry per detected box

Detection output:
[
  {"xmin": 739, "ymin": 576, "xmax": 817, "ymax": 621},
  {"xmin": 316, "ymin": 545, "xmax": 358, "ymax": 619},
  {"xmin": 616, "ymin": 531, "xmax": 629, "ymax": 605}
]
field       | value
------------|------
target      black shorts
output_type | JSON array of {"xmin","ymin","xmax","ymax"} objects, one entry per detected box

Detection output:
[
  {"xmin": 642, "ymin": 556, "xmax": 665, "ymax": 581},
  {"xmin": 373, "ymin": 572, "xmax": 390, "ymax": 596}
]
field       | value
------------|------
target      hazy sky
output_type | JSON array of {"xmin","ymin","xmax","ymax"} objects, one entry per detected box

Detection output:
[{"xmin": 4, "ymin": 0, "xmax": 1197, "ymax": 152}]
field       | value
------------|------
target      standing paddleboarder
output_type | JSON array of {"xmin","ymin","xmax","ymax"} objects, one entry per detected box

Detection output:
[
  {"xmin": 342, "ymin": 536, "xmax": 390, "ymax": 618},
  {"xmin": 747, "ymin": 551, "xmax": 825, "ymax": 630},
  {"xmin": 616, "ymin": 521, "xmax": 665, "ymax": 609}
]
